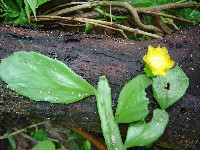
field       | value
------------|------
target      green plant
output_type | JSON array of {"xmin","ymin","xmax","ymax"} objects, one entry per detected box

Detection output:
[
  {"xmin": 66, "ymin": 131, "xmax": 91, "ymax": 150},
  {"xmin": 0, "ymin": 0, "xmax": 50, "ymax": 24},
  {"xmin": 7, "ymin": 131, "xmax": 17, "ymax": 149},
  {"xmin": 31, "ymin": 140, "xmax": 56, "ymax": 150},
  {"xmin": 0, "ymin": 45, "xmax": 189, "ymax": 149},
  {"xmin": 30, "ymin": 128, "xmax": 90, "ymax": 150}
]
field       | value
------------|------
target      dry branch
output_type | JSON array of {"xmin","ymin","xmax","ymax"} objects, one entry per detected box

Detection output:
[
  {"xmin": 41, "ymin": 1, "xmax": 200, "ymax": 36},
  {"xmin": 33, "ymin": 15, "xmax": 162, "ymax": 39}
]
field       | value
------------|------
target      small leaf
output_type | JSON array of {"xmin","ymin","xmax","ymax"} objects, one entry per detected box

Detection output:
[
  {"xmin": 7, "ymin": 131, "xmax": 17, "ymax": 149},
  {"xmin": 31, "ymin": 140, "xmax": 55, "ymax": 150},
  {"xmin": 66, "ymin": 131, "xmax": 87, "ymax": 150},
  {"xmin": 124, "ymin": 109, "xmax": 169, "ymax": 148},
  {"xmin": 115, "ymin": 75, "xmax": 152, "ymax": 123},
  {"xmin": 144, "ymin": 64, "xmax": 155, "ymax": 78},
  {"xmin": 84, "ymin": 23, "xmax": 93, "ymax": 33},
  {"xmin": 175, "ymin": 8, "xmax": 200, "ymax": 23},
  {"xmin": 24, "ymin": 0, "xmax": 31, "ymax": 22},
  {"xmin": 16, "ymin": 0, "xmax": 23, "ymax": 10},
  {"xmin": 66, "ymin": 131, "xmax": 84, "ymax": 142},
  {"xmin": 24, "ymin": 0, "xmax": 37, "ymax": 19},
  {"xmin": 32, "ymin": 129, "xmax": 48, "ymax": 141},
  {"xmin": 37, "ymin": 0, "xmax": 51, "ymax": 8},
  {"xmin": 152, "ymin": 66, "xmax": 189, "ymax": 109},
  {"xmin": 0, "ymin": 51, "xmax": 96, "ymax": 104},
  {"xmin": 84, "ymin": 140, "xmax": 91, "ymax": 150},
  {"xmin": 96, "ymin": 76, "xmax": 125, "ymax": 150},
  {"xmin": 12, "ymin": 10, "xmax": 28, "ymax": 24}
]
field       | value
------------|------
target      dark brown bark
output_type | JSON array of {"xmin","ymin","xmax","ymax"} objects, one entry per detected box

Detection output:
[{"xmin": 0, "ymin": 24, "xmax": 199, "ymax": 149}]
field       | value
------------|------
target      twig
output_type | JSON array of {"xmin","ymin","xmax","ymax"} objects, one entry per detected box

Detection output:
[
  {"xmin": 58, "ymin": 22, "xmax": 85, "ymax": 27},
  {"xmin": 48, "ymin": 1, "xmax": 162, "ymax": 33},
  {"xmin": 74, "ymin": 11, "xmax": 100, "ymax": 18},
  {"xmin": 78, "ymin": 19, "xmax": 128, "ymax": 39},
  {"xmin": 110, "ymin": 4, "xmax": 112, "ymax": 23},
  {"xmin": 0, "ymin": 121, "xmax": 50, "ymax": 140},
  {"xmin": 70, "ymin": 126, "xmax": 107, "ymax": 150},
  {"xmin": 36, "ymin": 2, "xmax": 200, "ymax": 38},
  {"xmin": 42, "ymin": 3, "xmax": 78, "ymax": 15},
  {"xmin": 135, "ymin": 2, "xmax": 199, "ymax": 12},
  {"xmin": 33, "ymin": 15, "xmax": 162, "ymax": 39},
  {"xmin": 14, "ymin": 131, "xmax": 38, "ymax": 144},
  {"xmin": 49, "ymin": 2, "xmax": 199, "ymax": 16},
  {"xmin": 138, "ymin": 10, "xmax": 197, "ymax": 24},
  {"xmin": 47, "ymin": 2, "xmax": 200, "ymax": 32},
  {"xmin": 166, "ymin": 18, "xmax": 179, "ymax": 30},
  {"xmin": 154, "ymin": 16, "xmax": 173, "ymax": 34}
]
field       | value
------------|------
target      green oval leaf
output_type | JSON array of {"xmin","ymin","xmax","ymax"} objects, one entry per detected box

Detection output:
[
  {"xmin": 124, "ymin": 109, "xmax": 169, "ymax": 148},
  {"xmin": 31, "ymin": 140, "xmax": 55, "ymax": 150},
  {"xmin": 96, "ymin": 76, "xmax": 125, "ymax": 150},
  {"xmin": 0, "ymin": 51, "xmax": 96, "ymax": 104},
  {"xmin": 115, "ymin": 75, "xmax": 152, "ymax": 123},
  {"xmin": 152, "ymin": 66, "xmax": 189, "ymax": 109}
]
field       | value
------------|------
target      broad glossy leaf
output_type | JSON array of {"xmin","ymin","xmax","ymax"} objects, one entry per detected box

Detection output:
[
  {"xmin": 125, "ymin": 109, "xmax": 169, "ymax": 148},
  {"xmin": 96, "ymin": 76, "xmax": 125, "ymax": 150},
  {"xmin": 152, "ymin": 66, "xmax": 189, "ymax": 109},
  {"xmin": 0, "ymin": 51, "xmax": 96, "ymax": 104},
  {"xmin": 115, "ymin": 75, "xmax": 152, "ymax": 123}
]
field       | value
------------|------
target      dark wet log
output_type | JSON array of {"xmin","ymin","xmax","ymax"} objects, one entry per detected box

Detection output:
[{"xmin": 0, "ymin": 24, "xmax": 199, "ymax": 149}]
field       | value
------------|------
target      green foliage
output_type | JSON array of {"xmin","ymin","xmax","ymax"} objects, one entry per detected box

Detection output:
[
  {"xmin": 84, "ymin": 23, "xmax": 94, "ymax": 33},
  {"xmin": 24, "ymin": 0, "xmax": 37, "ymax": 20},
  {"xmin": 84, "ymin": 140, "xmax": 91, "ymax": 150},
  {"xmin": 0, "ymin": 51, "xmax": 96, "ymax": 104},
  {"xmin": 0, "ymin": 50, "xmax": 189, "ymax": 150},
  {"xmin": 67, "ymin": 131, "xmax": 91, "ymax": 150},
  {"xmin": 0, "ymin": 0, "xmax": 50, "ymax": 24},
  {"xmin": 131, "ymin": 0, "xmax": 173, "ymax": 7},
  {"xmin": 144, "ymin": 65, "xmax": 155, "ymax": 78},
  {"xmin": 0, "ymin": 0, "xmax": 28, "ymax": 24},
  {"xmin": 31, "ymin": 140, "xmax": 56, "ymax": 150},
  {"xmin": 24, "ymin": 0, "xmax": 50, "ymax": 20},
  {"xmin": 153, "ymin": 66, "xmax": 189, "ymax": 109},
  {"xmin": 7, "ymin": 131, "xmax": 17, "ymax": 149},
  {"xmin": 37, "ymin": 0, "xmax": 50, "ymax": 7},
  {"xmin": 31, "ymin": 128, "xmax": 69, "ymax": 150},
  {"xmin": 96, "ymin": 76, "xmax": 125, "ymax": 150},
  {"xmin": 32, "ymin": 129, "xmax": 48, "ymax": 141},
  {"xmin": 174, "ymin": 8, "xmax": 200, "ymax": 23},
  {"xmin": 115, "ymin": 75, "xmax": 152, "ymax": 123},
  {"xmin": 124, "ymin": 109, "xmax": 169, "ymax": 148},
  {"xmin": 67, "ymin": 131, "xmax": 85, "ymax": 143}
]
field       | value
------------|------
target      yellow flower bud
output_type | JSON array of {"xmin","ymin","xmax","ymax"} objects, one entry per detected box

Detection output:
[{"xmin": 143, "ymin": 45, "xmax": 174, "ymax": 76}]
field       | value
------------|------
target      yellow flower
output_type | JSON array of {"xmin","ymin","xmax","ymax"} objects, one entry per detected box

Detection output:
[{"xmin": 143, "ymin": 45, "xmax": 174, "ymax": 76}]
